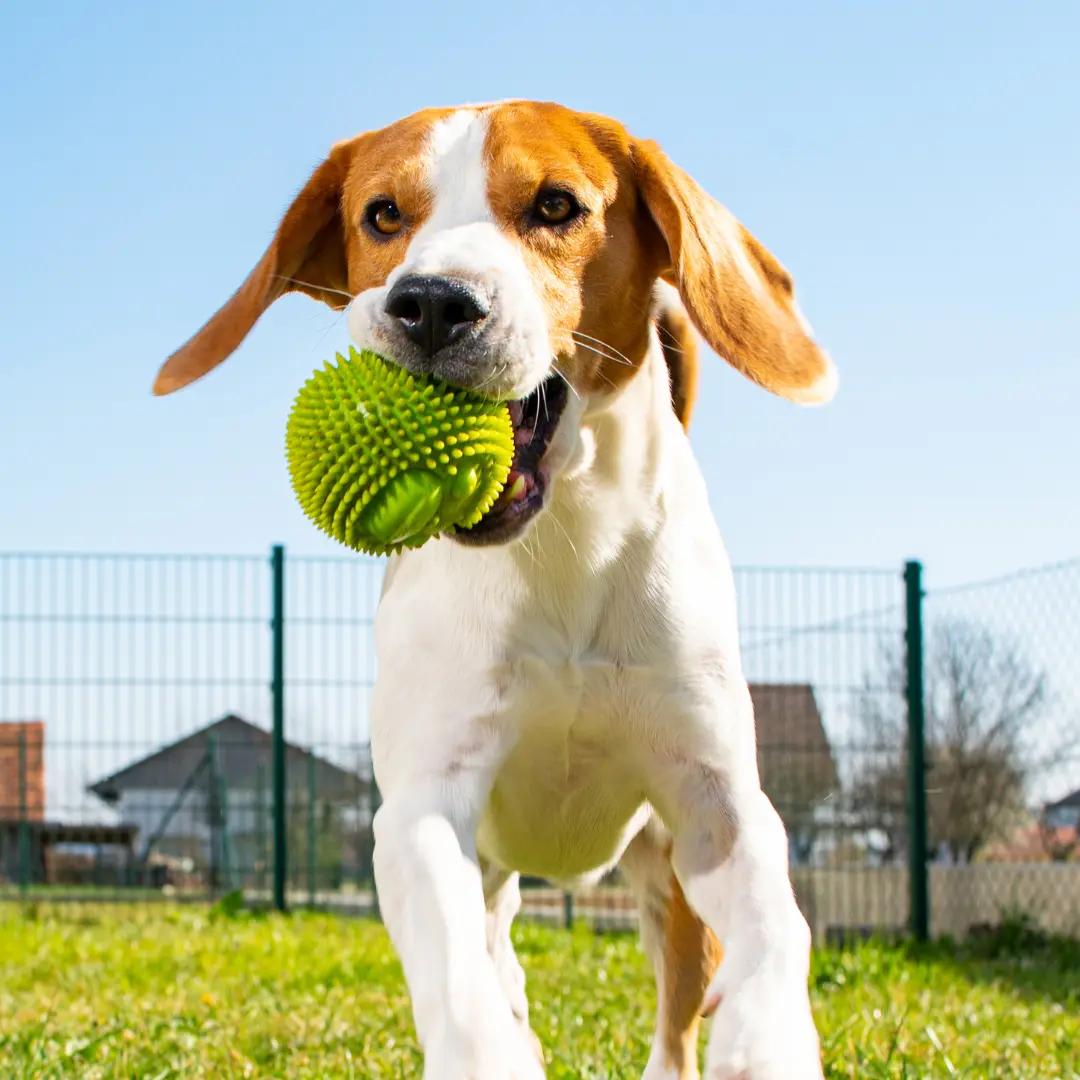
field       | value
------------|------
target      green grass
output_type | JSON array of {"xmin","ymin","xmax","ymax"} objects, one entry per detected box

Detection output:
[
  {"xmin": 1, "ymin": 903, "xmax": 1077, "ymax": 1078},
  {"xmin": 0, "ymin": 887, "xmax": 167, "ymax": 902}
]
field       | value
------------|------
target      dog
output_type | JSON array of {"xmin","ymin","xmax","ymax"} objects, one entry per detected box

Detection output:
[{"xmin": 155, "ymin": 100, "xmax": 836, "ymax": 1080}]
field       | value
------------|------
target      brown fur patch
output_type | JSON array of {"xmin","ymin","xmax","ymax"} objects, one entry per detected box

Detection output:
[{"xmin": 663, "ymin": 870, "xmax": 724, "ymax": 1077}]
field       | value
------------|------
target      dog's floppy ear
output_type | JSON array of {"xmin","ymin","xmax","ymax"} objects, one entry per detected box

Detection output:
[
  {"xmin": 152, "ymin": 142, "xmax": 355, "ymax": 396},
  {"xmin": 633, "ymin": 139, "xmax": 836, "ymax": 405}
]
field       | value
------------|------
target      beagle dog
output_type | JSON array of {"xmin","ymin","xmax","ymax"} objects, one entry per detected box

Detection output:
[{"xmin": 155, "ymin": 101, "xmax": 836, "ymax": 1080}]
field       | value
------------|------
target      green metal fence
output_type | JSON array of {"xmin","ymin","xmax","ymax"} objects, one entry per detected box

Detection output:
[
  {"xmin": 2, "ymin": 550, "xmax": 1078, "ymax": 943},
  {"xmin": 919, "ymin": 559, "xmax": 1080, "ymax": 939},
  {"xmin": 0, "ymin": 553, "xmax": 275, "ymax": 901}
]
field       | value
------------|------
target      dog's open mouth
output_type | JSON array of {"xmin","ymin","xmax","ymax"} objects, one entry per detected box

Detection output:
[{"xmin": 455, "ymin": 373, "xmax": 569, "ymax": 545}]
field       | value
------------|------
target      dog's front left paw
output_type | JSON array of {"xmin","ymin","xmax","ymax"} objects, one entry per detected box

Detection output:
[{"xmin": 702, "ymin": 970, "xmax": 823, "ymax": 1080}]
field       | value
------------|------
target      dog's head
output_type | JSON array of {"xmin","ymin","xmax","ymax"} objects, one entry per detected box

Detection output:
[{"xmin": 155, "ymin": 101, "xmax": 835, "ymax": 545}]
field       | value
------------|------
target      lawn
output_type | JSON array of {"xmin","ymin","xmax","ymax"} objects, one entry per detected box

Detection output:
[{"xmin": 1, "ymin": 902, "xmax": 1077, "ymax": 1078}]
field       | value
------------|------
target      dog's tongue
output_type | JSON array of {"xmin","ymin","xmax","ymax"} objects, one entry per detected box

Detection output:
[{"xmin": 490, "ymin": 469, "xmax": 532, "ymax": 512}]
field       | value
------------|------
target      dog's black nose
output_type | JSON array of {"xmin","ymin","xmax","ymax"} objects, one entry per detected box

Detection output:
[{"xmin": 384, "ymin": 275, "xmax": 489, "ymax": 357}]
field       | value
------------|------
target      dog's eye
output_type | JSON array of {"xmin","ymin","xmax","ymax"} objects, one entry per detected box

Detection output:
[
  {"xmin": 533, "ymin": 189, "xmax": 580, "ymax": 226},
  {"xmin": 365, "ymin": 198, "xmax": 403, "ymax": 236}
]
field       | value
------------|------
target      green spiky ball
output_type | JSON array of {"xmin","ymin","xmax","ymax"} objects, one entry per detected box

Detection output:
[{"xmin": 286, "ymin": 347, "xmax": 514, "ymax": 556}]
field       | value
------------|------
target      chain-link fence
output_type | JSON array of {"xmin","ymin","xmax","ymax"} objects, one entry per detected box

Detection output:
[{"xmin": 2, "ymin": 550, "xmax": 1078, "ymax": 942}]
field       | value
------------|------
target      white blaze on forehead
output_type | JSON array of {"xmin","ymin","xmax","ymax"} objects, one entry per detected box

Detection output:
[
  {"xmin": 424, "ymin": 110, "xmax": 493, "ymax": 231},
  {"xmin": 387, "ymin": 109, "xmax": 498, "ymax": 283},
  {"xmin": 428, "ymin": 107, "xmax": 484, "ymax": 156}
]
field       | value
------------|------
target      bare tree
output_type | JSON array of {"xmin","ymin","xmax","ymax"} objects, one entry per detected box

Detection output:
[
  {"xmin": 852, "ymin": 620, "xmax": 1065, "ymax": 864},
  {"xmin": 850, "ymin": 654, "xmax": 908, "ymax": 864}
]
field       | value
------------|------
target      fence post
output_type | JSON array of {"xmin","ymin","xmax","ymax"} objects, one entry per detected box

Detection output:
[
  {"xmin": 271, "ymin": 544, "xmax": 288, "ymax": 913},
  {"xmin": 18, "ymin": 727, "xmax": 30, "ymax": 895},
  {"xmin": 307, "ymin": 749, "xmax": 317, "ymax": 907},
  {"xmin": 904, "ymin": 560, "xmax": 930, "ymax": 942},
  {"xmin": 218, "ymin": 763, "xmax": 236, "ymax": 892},
  {"xmin": 562, "ymin": 891, "xmax": 574, "ymax": 930},
  {"xmin": 255, "ymin": 763, "xmax": 267, "ymax": 898},
  {"xmin": 207, "ymin": 730, "xmax": 221, "ymax": 894}
]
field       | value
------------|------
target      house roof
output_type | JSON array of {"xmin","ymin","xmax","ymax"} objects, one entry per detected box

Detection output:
[
  {"xmin": 749, "ymin": 684, "xmax": 838, "ymax": 812},
  {"xmin": 0, "ymin": 721, "xmax": 46, "ymax": 822},
  {"xmin": 1047, "ymin": 787, "xmax": 1080, "ymax": 810},
  {"xmin": 87, "ymin": 715, "xmax": 366, "ymax": 805}
]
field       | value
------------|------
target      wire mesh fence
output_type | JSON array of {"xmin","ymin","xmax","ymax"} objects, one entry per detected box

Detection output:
[
  {"xmin": 2, "ymin": 550, "xmax": 1078, "ymax": 942},
  {"xmin": 282, "ymin": 554, "xmax": 380, "ymax": 913},
  {"xmin": 0, "ymin": 554, "xmax": 273, "ymax": 899},
  {"xmin": 920, "ymin": 559, "xmax": 1080, "ymax": 939},
  {"xmin": 724, "ymin": 566, "xmax": 911, "ymax": 945}
]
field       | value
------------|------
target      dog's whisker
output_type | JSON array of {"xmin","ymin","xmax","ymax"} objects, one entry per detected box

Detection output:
[
  {"xmin": 536, "ymin": 377, "xmax": 549, "ymax": 439},
  {"xmin": 306, "ymin": 307, "xmax": 352, "ymax": 360},
  {"xmin": 547, "ymin": 509, "xmax": 578, "ymax": 559},
  {"xmin": 517, "ymin": 529, "xmax": 542, "ymax": 570},
  {"xmin": 550, "ymin": 331, "xmax": 630, "ymax": 370},
  {"xmin": 557, "ymin": 341, "xmax": 620, "ymax": 390},
  {"xmin": 569, "ymin": 330, "xmax": 633, "ymax": 366},
  {"xmin": 654, "ymin": 322, "xmax": 687, "ymax": 354},
  {"xmin": 272, "ymin": 274, "xmax": 356, "ymax": 302},
  {"xmin": 472, "ymin": 358, "xmax": 509, "ymax": 396},
  {"xmin": 550, "ymin": 329, "xmax": 617, "ymax": 353},
  {"xmin": 551, "ymin": 334, "xmax": 621, "ymax": 368},
  {"xmin": 549, "ymin": 363, "xmax": 581, "ymax": 401},
  {"xmin": 552, "ymin": 333, "xmax": 634, "ymax": 379}
]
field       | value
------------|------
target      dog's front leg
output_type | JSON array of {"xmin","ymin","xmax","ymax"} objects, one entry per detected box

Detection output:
[
  {"xmin": 652, "ymin": 680, "xmax": 824, "ymax": 1080},
  {"xmin": 483, "ymin": 865, "xmax": 544, "ymax": 1065},
  {"xmin": 374, "ymin": 783, "xmax": 545, "ymax": 1080}
]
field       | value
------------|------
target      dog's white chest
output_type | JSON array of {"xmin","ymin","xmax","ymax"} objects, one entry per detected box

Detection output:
[{"xmin": 477, "ymin": 655, "xmax": 649, "ymax": 881}]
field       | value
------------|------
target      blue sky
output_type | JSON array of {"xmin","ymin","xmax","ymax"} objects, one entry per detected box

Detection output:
[{"xmin": 2, "ymin": 1, "xmax": 1077, "ymax": 588}]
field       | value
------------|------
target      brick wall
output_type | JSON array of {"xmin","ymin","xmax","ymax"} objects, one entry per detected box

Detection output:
[{"xmin": 0, "ymin": 721, "xmax": 45, "ymax": 821}]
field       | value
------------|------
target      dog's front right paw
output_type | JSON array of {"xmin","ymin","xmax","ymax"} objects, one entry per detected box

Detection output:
[
  {"xmin": 423, "ymin": 1017, "xmax": 546, "ymax": 1080},
  {"xmin": 703, "ymin": 969, "xmax": 823, "ymax": 1080}
]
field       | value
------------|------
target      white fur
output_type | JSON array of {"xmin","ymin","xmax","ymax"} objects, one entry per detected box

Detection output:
[{"xmin": 354, "ymin": 111, "xmax": 823, "ymax": 1080}]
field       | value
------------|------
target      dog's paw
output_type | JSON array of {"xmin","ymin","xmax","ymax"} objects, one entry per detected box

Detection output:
[
  {"xmin": 703, "ymin": 970, "xmax": 823, "ymax": 1080},
  {"xmin": 423, "ymin": 1018, "xmax": 546, "ymax": 1080}
]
